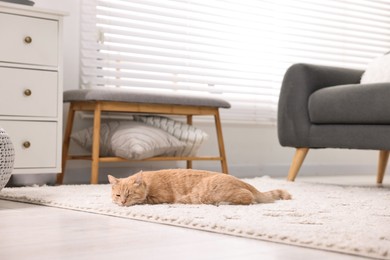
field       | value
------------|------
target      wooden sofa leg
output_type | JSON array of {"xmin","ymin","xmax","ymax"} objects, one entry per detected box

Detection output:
[
  {"xmin": 287, "ymin": 148, "xmax": 309, "ymax": 182},
  {"xmin": 377, "ymin": 150, "xmax": 389, "ymax": 184},
  {"xmin": 56, "ymin": 104, "xmax": 76, "ymax": 185}
]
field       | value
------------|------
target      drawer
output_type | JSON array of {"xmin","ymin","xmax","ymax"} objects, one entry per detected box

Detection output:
[
  {"xmin": 0, "ymin": 12, "xmax": 58, "ymax": 66},
  {"xmin": 0, "ymin": 67, "xmax": 58, "ymax": 117},
  {"xmin": 0, "ymin": 120, "xmax": 57, "ymax": 168}
]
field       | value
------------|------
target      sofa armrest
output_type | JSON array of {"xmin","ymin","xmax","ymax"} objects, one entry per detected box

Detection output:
[{"xmin": 277, "ymin": 63, "xmax": 364, "ymax": 147}]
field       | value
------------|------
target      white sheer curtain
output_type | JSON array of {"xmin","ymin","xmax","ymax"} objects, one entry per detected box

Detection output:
[{"xmin": 80, "ymin": 0, "xmax": 390, "ymax": 124}]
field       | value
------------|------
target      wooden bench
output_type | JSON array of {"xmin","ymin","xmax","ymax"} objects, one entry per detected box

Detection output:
[{"xmin": 56, "ymin": 88, "xmax": 231, "ymax": 184}]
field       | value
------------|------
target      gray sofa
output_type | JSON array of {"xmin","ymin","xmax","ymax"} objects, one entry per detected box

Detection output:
[{"xmin": 278, "ymin": 63, "xmax": 390, "ymax": 183}]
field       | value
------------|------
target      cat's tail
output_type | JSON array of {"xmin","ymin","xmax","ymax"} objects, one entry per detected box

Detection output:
[{"xmin": 255, "ymin": 189, "xmax": 292, "ymax": 203}]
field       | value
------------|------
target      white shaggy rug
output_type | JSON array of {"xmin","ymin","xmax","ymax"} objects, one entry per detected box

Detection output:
[{"xmin": 0, "ymin": 177, "xmax": 389, "ymax": 260}]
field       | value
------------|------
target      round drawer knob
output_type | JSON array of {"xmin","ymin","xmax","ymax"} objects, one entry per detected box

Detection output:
[
  {"xmin": 23, "ymin": 141, "xmax": 31, "ymax": 149},
  {"xmin": 24, "ymin": 36, "xmax": 32, "ymax": 44},
  {"xmin": 24, "ymin": 89, "xmax": 32, "ymax": 96}
]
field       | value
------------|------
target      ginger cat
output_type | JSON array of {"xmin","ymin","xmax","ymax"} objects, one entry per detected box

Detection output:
[{"xmin": 108, "ymin": 169, "xmax": 291, "ymax": 206}]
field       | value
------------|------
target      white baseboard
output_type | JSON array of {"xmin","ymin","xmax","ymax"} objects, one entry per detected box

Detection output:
[
  {"xmin": 202, "ymin": 164, "xmax": 378, "ymax": 179},
  {"xmin": 65, "ymin": 163, "xmax": 379, "ymax": 183},
  {"xmin": 8, "ymin": 163, "xmax": 379, "ymax": 186}
]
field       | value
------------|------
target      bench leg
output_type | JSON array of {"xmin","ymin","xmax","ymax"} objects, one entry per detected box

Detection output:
[
  {"xmin": 56, "ymin": 104, "xmax": 76, "ymax": 185},
  {"xmin": 214, "ymin": 110, "xmax": 228, "ymax": 174},
  {"xmin": 91, "ymin": 103, "xmax": 102, "ymax": 184},
  {"xmin": 186, "ymin": 115, "xmax": 193, "ymax": 169}
]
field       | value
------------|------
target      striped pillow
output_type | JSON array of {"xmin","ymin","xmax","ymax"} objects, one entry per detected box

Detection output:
[
  {"xmin": 133, "ymin": 116, "xmax": 209, "ymax": 156},
  {"xmin": 71, "ymin": 121, "xmax": 186, "ymax": 160}
]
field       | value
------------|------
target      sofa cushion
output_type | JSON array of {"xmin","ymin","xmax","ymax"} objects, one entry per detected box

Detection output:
[
  {"xmin": 361, "ymin": 52, "xmax": 390, "ymax": 84},
  {"xmin": 308, "ymin": 83, "xmax": 390, "ymax": 124}
]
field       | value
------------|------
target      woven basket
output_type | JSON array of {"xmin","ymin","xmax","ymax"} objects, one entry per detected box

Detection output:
[{"xmin": 0, "ymin": 128, "xmax": 15, "ymax": 191}]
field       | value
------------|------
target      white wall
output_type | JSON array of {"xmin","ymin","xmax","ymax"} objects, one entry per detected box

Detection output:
[
  {"xmin": 28, "ymin": 1, "xmax": 381, "ymax": 184},
  {"xmin": 32, "ymin": 0, "xmax": 80, "ymax": 92}
]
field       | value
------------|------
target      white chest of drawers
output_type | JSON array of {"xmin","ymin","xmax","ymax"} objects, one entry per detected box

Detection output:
[{"xmin": 0, "ymin": 3, "xmax": 65, "ymax": 174}]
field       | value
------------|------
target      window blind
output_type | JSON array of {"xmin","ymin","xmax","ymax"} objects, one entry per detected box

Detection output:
[{"xmin": 81, "ymin": 0, "xmax": 390, "ymax": 124}]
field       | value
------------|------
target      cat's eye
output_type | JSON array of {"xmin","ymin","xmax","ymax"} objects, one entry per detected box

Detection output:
[{"xmin": 115, "ymin": 194, "xmax": 120, "ymax": 197}]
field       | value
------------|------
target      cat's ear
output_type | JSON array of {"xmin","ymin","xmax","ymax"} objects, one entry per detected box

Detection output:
[
  {"xmin": 108, "ymin": 175, "xmax": 119, "ymax": 185},
  {"xmin": 134, "ymin": 171, "xmax": 143, "ymax": 186}
]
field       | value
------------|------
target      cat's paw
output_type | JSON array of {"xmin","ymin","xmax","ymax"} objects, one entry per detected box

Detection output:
[{"xmin": 280, "ymin": 190, "xmax": 292, "ymax": 200}]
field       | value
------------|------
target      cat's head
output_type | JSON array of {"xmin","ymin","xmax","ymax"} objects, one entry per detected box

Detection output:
[{"xmin": 108, "ymin": 172, "xmax": 147, "ymax": 206}]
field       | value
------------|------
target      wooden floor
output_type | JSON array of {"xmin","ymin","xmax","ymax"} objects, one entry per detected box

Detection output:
[{"xmin": 0, "ymin": 175, "xmax": 384, "ymax": 260}]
